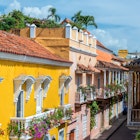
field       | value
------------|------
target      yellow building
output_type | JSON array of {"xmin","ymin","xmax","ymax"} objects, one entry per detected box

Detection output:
[
  {"xmin": 0, "ymin": 30, "xmax": 72, "ymax": 140},
  {"xmin": 118, "ymin": 49, "xmax": 128, "ymax": 58}
]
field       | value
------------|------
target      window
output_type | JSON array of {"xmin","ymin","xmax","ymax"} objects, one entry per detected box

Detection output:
[
  {"xmin": 16, "ymin": 91, "xmax": 24, "ymax": 117},
  {"xmin": 59, "ymin": 75, "xmax": 72, "ymax": 105},
  {"xmin": 14, "ymin": 75, "xmax": 35, "ymax": 117},
  {"xmin": 43, "ymin": 134, "xmax": 51, "ymax": 140},
  {"xmin": 86, "ymin": 74, "xmax": 91, "ymax": 86},
  {"xmin": 35, "ymin": 76, "xmax": 52, "ymax": 114},
  {"xmin": 14, "ymin": 75, "xmax": 35, "ymax": 102},
  {"xmin": 59, "ymin": 129, "xmax": 64, "ymax": 140},
  {"xmin": 76, "ymin": 74, "xmax": 82, "ymax": 87},
  {"xmin": 97, "ymin": 76, "xmax": 100, "ymax": 89},
  {"xmin": 60, "ymin": 87, "xmax": 64, "ymax": 106}
]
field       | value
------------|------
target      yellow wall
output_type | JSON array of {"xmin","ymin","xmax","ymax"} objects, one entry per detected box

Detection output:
[
  {"xmin": 0, "ymin": 59, "xmax": 69, "ymax": 139},
  {"xmin": 118, "ymin": 50, "xmax": 128, "ymax": 58}
]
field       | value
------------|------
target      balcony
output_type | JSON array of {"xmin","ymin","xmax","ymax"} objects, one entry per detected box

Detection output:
[
  {"xmin": 75, "ymin": 90, "xmax": 85, "ymax": 105},
  {"xmin": 127, "ymin": 109, "xmax": 140, "ymax": 129},
  {"xmin": 75, "ymin": 89, "xmax": 96, "ymax": 106},
  {"xmin": 96, "ymin": 88, "xmax": 115, "ymax": 99},
  {"xmin": 9, "ymin": 104, "xmax": 72, "ymax": 140},
  {"xmin": 87, "ymin": 89, "xmax": 96, "ymax": 101}
]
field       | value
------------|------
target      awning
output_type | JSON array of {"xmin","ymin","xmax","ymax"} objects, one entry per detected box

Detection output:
[
  {"xmin": 88, "ymin": 65, "xmax": 101, "ymax": 73},
  {"xmin": 96, "ymin": 60, "xmax": 129, "ymax": 71}
]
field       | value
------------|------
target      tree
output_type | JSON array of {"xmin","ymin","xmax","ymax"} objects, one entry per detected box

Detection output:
[
  {"xmin": 71, "ymin": 10, "xmax": 82, "ymax": 23},
  {"xmin": 47, "ymin": 7, "xmax": 60, "ymax": 22},
  {"xmin": 71, "ymin": 11, "xmax": 97, "ymax": 30},
  {"xmin": 82, "ymin": 15, "xmax": 97, "ymax": 29}
]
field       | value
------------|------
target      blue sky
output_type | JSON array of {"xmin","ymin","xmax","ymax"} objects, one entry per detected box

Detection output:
[{"xmin": 0, "ymin": 0, "xmax": 140, "ymax": 54}]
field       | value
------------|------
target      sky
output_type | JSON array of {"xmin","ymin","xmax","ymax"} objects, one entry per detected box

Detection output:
[{"xmin": 0, "ymin": 0, "xmax": 140, "ymax": 54}]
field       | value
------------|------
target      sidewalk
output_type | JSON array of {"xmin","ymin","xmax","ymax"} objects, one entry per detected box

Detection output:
[{"xmin": 92, "ymin": 115, "xmax": 127, "ymax": 140}]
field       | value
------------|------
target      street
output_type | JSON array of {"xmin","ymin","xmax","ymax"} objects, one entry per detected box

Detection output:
[{"xmin": 108, "ymin": 121, "xmax": 137, "ymax": 140}]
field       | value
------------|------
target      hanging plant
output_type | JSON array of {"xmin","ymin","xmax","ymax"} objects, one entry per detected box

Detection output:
[{"xmin": 88, "ymin": 101, "xmax": 99, "ymax": 130}]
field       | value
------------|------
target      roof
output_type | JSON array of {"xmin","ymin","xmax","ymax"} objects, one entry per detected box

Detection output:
[
  {"xmin": 96, "ymin": 60, "xmax": 128, "ymax": 71},
  {"xmin": 111, "ymin": 55, "xmax": 126, "ymax": 62},
  {"xmin": 96, "ymin": 40, "xmax": 113, "ymax": 53},
  {"xmin": 0, "ymin": 30, "xmax": 71, "ymax": 63},
  {"xmin": 76, "ymin": 64, "xmax": 100, "ymax": 73},
  {"xmin": 96, "ymin": 49, "xmax": 113, "ymax": 62}
]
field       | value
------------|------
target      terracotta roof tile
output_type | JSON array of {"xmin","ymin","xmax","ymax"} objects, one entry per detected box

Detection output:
[
  {"xmin": 0, "ymin": 30, "xmax": 71, "ymax": 63},
  {"xmin": 97, "ymin": 40, "xmax": 113, "ymax": 52}
]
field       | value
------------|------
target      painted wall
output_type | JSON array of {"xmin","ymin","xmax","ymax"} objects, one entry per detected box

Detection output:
[{"xmin": 0, "ymin": 59, "xmax": 70, "ymax": 139}]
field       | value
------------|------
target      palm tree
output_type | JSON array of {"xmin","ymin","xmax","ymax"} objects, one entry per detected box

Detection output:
[
  {"xmin": 71, "ymin": 11, "xmax": 97, "ymax": 29},
  {"xmin": 82, "ymin": 15, "xmax": 97, "ymax": 29},
  {"xmin": 47, "ymin": 7, "xmax": 60, "ymax": 22},
  {"xmin": 71, "ymin": 10, "xmax": 82, "ymax": 23}
]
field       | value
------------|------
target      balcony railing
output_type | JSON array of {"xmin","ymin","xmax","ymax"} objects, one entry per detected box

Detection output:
[
  {"xmin": 87, "ymin": 89, "xmax": 96, "ymax": 101},
  {"xmin": 75, "ymin": 89, "xmax": 96, "ymax": 105},
  {"xmin": 96, "ymin": 89, "xmax": 114, "ymax": 99},
  {"xmin": 9, "ymin": 104, "xmax": 71, "ymax": 140},
  {"xmin": 130, "ymin": 109, "xmax": 140, "ymax": 123},
  {"xmin": 75, "ymin": 90, "xmax": 85, "ymax": 104}
]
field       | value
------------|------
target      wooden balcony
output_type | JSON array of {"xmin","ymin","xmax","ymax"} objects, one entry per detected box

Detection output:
[
  {"xmin": 127, "ymin": 109, "xmax": 140, "ymax": 129},
  {"xmin": 86, "ymin": 89, "xmax": 96, "ymax": 101},
  {"xmin": 75, "ymin": 90, "xmax": 85, "ymax": 106},
  {"xmin": 75, "ymin": 89, "xmax": 96, "ymax": 106},
  {"xmin": 9, "ymin": 104, "xmax": 71, "ymax": 140},
  {"xmin": 96, "ymin": 88, "xmax": 110, "ymax": 99}
]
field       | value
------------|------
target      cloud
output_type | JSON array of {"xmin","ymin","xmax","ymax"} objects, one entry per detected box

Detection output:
[
  {"xmin": 23, "ymin": 5, "xmax": 52, "ymax": 19},
  {"xmin": 4, "ymin": 0, "xmax": 21, "ymax": 13},
  {"xmin": 92, "ymin": 29, "xmax": 128, "ymax": 53}
]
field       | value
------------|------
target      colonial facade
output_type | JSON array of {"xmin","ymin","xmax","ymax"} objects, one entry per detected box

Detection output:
[
  {"xmin": 15, "ymin": 23, "xmax": 98, "ymax": 140},
  {"xmin": 10, "ymin": 22, "xmax": 128, "ymax": 140},
  {"xmin": 90, "ymin": 41, "xmax": 128, "ymax": 139},
  {"xmin": 0, "ymin": 30, "xmax": 72, "ymax": 140}
]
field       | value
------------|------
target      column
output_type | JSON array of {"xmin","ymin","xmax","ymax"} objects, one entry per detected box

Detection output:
[
  {"xmin": 127, "ymin": 71, "xmax": 133, "ymax": 125},
  {"xmin": 108, "ymin": 70, "xmax": 111, "ymax": 85},
  {"xmin": 104, "ymin": 70, "xmax": 106, "ymax": 87},
  {"xmin": 115, "ymin": 71, "xmax": 118, "ymax": 84},
  {"xmin": 118, "ymin": 71, "xmax": 121, "ymax": 84},
  {"xmin": 112, "ymin": 71, "xmax": 114, "ymax": 84},
  {"xmin": 73, "ymin": 26, "xmax": 78, "ymax": 41},
  {"xmin": 65, "ymin": 23, "xmax": 72, "ymax": 39}
]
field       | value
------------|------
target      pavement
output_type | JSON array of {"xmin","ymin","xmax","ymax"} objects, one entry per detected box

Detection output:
[{"xmin": 92, "ymin": 115, "xmax": 127, "ymax": 140}]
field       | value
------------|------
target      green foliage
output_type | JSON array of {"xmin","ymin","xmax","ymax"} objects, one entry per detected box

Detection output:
[
  {"xmin": 7, "ymin": 121, "xmax": 23, "ymax": 138},
  {"xmin": 0, "ymin": 9, "xmax": 62, "ymax": 31},
  {"xmin": 135, "ymin": 131, "xmax": 140, "ymax": 140},
  {"xmin": 71, "ymin": 10, "xmax": 97, "ymax": 30},
  {"xmin": 89, "ymin": 101, "xmax": 99, "ymax": 129}
]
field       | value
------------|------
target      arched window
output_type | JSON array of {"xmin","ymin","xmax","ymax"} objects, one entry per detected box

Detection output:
[
  {"xmin": 14, "ymin": 75, "xmax": 35, "ymax": 117},
  {"xmin": 59, "ymin": 75, "xmax": 72, "ymax": 105},
  {"xmin": 14, "ymin": 75, "xmax": 35, "ymax": 102},
  {"xmin": 0, "ymin": 78, "xmax": 3, "ymax": 83},
  {"xmin": 35, "ymin": 76, "xmax": 52, "ymax": 114}
]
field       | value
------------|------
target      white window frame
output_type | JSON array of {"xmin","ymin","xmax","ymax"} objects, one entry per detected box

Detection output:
[
  {"xmin": 43, "ymin": 134, "xmax": 51, "ymax": 140},
  {"xmin": 14, "ymin": 75, "xmax": 35, "ymax": 102},
  {"xmin": 35, "ymin": 76, "xmax": 52, "ymax": 114},
  {"xmin": 0, "ymin": 78, "xmax": 3, "ymax": 82},
  {"xmin": 16, "ymin": 90, "xmax": 24, "ymax": 117},
  {"xmin": 59, "ymin": 75, "xmax": 72, "ymax": 105},
  {"xmin": 58, "ymin": 128, "xmax": 64, "ymax": 140}
]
